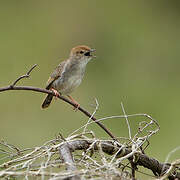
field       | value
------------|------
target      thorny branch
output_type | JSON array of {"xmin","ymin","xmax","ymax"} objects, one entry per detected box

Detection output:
[{"xmin": 0, "ymin": 64, "xmax": 117, "ymax": 141}]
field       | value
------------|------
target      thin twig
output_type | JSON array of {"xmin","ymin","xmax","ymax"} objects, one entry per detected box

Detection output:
[
  {"xmin": 83, "ymin": 98, "xmax": 99, "ymax": 133},
  {"xmin": 121, "ymin": 102, "xmax": 132, "ymax": 140},
  {"xmin": 161, "ymin": 146, "xmax": 180, "ymax": 176},
  {"xmin": 11, "ymin": 64, "xmax": 37, "ymax": 87},
  {"xmin": 158, "ymin": 159, "xmax": 180, "ymax": 180},
  {"xmin": 68, "ymin": 113, "xmax": 160, "ymax": 142}
]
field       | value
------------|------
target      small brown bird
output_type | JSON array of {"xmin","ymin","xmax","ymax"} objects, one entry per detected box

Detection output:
[{"xmin": 41, "ymin": 45, "xmax": 96, "ymax": 109}]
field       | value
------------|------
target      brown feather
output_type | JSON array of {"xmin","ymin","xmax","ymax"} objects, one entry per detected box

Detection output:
[
  {"xmin": 45, "ymin": 60, "xmax": 67, "ymax": 90},
  {"xmin": 41, "ymin": 94, "xmax": 53, "ymax": 109}
]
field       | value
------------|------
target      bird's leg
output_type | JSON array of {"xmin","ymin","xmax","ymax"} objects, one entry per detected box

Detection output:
[
  {"xmin": 67, "ymin": 95, "xmax": 80, "ymax": 111},
  {"xmin": 50, "ymin": 88, "xmax": 60, "ymax": 100}
]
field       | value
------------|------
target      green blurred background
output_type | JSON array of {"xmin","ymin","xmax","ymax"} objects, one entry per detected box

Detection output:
[{"xmin": 0, "ymin": 0, "xmax": 179, "ymax": 165}]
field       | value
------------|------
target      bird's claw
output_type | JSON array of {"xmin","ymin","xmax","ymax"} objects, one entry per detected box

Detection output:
[
  {"xmin": 51, "ymin": 88, "xmax": 60, "ymax": 100},
  {"xmin": 73, "ymin": 103, "xmax": 80, "ymax": 111}
]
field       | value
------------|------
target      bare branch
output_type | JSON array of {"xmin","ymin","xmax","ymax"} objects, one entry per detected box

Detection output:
[
  {"xmin": 59, "ymin": 142, "xmax": 81, "ymax": 180},
  {"xmin": 67, "ymin": 140, "xmax": 180, "ymax": 179},
  {"xmin": 158, "ymin": 159, "xmax": 180, "ymax": 180},
  {"xmin": 0, "ymin": 134, "xmax": 179, "ymax": 179},
  {"xmin": 10, "ymin": 64, "xmax": 37, "ymax": 87},
  {"xmin": 121, "ymin": 102, "xmax": 132, "ymax": 140},
  {"xmin": 0, "ymin": 64, "xmax": 117, "ymax": 141}
]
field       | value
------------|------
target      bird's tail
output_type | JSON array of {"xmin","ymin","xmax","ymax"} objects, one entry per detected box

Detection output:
[{"xmin": 41, "ymin": 94, "xmax": 53, "ymax": 109}]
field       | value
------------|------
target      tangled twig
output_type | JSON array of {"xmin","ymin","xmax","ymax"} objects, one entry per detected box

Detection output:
[{"xmin": 0, "ymin": 137, "xmax": 179, "ymax": 180}]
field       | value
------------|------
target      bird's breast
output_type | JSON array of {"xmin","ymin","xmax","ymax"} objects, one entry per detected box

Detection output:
[{"xmin": 53, "ymin": 63, "xmax": 86, "ymax": 95}]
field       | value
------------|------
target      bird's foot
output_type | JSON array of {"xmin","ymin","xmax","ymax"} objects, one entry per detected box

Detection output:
[
  {"xmin": 67, "ymin": 95, "xmax": 80, "ymax": 111},
  {"xmin": 73, "ymin": 102, "xmax": 80, "ymax": 111},
  {"xmin": 51, "ymin": 88, "xmax": 60, "ymax": 100}
]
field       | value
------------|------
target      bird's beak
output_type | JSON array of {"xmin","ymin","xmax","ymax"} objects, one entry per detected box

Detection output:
[
  {"xmin": 90, "ymin": 49, "xmax": 96, "ymax": 58},
  {"xmin": 90, "ymin": 49, "xmax": 96, "ymax": 52}
]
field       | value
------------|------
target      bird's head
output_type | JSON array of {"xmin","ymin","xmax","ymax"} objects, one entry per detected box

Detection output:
[{"xmin": 69, "ymin": 45, "xmax": 96, "ymax": 62}]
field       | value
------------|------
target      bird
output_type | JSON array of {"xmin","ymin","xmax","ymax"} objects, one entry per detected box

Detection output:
[{"xmin": 41, "ymin": 45, "xmax": 96, "ymax": 109}]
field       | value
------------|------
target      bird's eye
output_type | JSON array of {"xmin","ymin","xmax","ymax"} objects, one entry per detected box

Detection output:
[
  {"xmin": 80, "ymin": 51, "xmax": 84, "ymax": 54},
  {"xmin": 84, "ymin": 51, "xmax": 90, "ymax": 56}
]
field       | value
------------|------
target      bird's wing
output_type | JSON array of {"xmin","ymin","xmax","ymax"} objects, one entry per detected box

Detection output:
[{"xmin": 45, "ymin": 60, "xmax": 67, "ymax": 90}]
